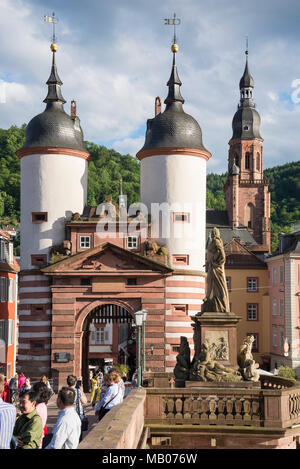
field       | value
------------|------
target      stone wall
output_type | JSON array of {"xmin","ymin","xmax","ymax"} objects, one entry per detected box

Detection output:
[{"xmin": 78, "ymin": 389, "xmax": 146, "ymax": 449}]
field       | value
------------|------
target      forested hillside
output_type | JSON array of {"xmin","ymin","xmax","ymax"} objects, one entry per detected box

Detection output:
[{"xmin": 0, "ymin": 125, "xmax": 299, "ymax": 254}]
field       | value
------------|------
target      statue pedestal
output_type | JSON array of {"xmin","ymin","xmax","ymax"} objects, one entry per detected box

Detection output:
[{"xmin": 192, "ymin": 311, "xmax": 242, "ymax": 368}]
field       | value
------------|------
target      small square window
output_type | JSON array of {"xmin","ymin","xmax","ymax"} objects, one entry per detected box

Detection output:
[
  {"xmin": 81, "ymin": 278, "xmax": 91, "ymax": 286},
  {"xmin": 171, "ymin": 305, "xmax": 187, "ymax": 315},
  {"xmin": 32, "ymin": 212, "xmax": 48, "ymax": 223},
  {"xmin": 127, "ymin": 236, "xmax": 138, "ymax": 249},
  {"xmin": 172, "ymin": 255, "xmax": 189, "ymax": 265},
  {"xmin": 173, "ymin": 213, "xmax": 190, "ymax": 223},
  {"xmin": 247, "ymin": 304, "xmax": 258, "ymax": 321},
  {"xmin": 172, "ymin": 346, "xmax": 181, "ymax": 353},
  {"xmin": 247, "ymin": 278, "xmax": 258, "ymax": 292},
  {"xmin": 127, "ymin": 278, "xmax": 137, "ymax": 286},
  {"xmin": 80, "ymin": 236, "xmax": 91, "ymax": 249},
  {"xmin": 31, "ymin": 254, "xmax": 47, "ymax": 266}
]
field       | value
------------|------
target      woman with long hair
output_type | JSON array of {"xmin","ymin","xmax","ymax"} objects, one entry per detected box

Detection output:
[{"xmin": 32, "ymin": 381, "xmax": 52, "ymax": 449}]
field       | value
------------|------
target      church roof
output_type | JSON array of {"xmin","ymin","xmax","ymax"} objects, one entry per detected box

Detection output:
[
  {"xmin": 224, "ymin": 238, "xmax": 266, "ymax": 269},
  {"xmin": 206, "ymin": 209, "xmax": 258, "ymax": 247}
]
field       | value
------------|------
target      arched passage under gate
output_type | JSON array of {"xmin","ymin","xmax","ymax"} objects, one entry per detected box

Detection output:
[{"xmin": 81, "ymin": 303, "xmax": 136, "ymax": 391}]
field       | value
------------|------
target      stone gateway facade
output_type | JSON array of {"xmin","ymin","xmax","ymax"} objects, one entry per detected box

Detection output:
[{"xmin": 17, "ymin": 38, "xmax": 271, "ymax": 387}]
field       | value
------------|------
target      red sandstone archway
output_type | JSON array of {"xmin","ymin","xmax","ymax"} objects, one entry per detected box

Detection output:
[{"xmin": 76, "ymin": 299, "xmax": 140, "ymax": 390}]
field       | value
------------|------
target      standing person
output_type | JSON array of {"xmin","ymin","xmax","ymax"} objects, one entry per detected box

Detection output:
[
  {"xmin": 89, "ymin": 372, "xmax": 97, "ymax": 404},
  {"xmin": 95, "ymin": 370, "xmax": 123, "ymax": 421},
  {"xmin": 0, "ymin": 376, "xmax": 11, "ymax": 403},
  {"xmin": 0, "ymin": 374, "xmax": 16, "ymax": 449},
  {"xmin": 32, "ymin": 381, "xmax": 51, "ymax": 449},
  {"xmin": 94, "ymin": 373, "xmax": 109, "ymax": 413},
  {"xmin": 66, "ymin": 375, "xmax": 88, "ymax": 441},
  {"xmin": 20, "ymin": 377, "xmax": 31, "ymax": 396},
  {"xmin": 40, "ymin": 375, "xmax": 54, "ymax": 397},
  {"xmin": 97, "ymin": 368, "xmax": 104, "ymax": 388},
  {"xmin": 45, "ymin": 387, "xmax": 81, "ymax": 449},
  {"xmin": 18, "ymin": 372, "xmax": 26, "ymax": 391},
  {"xmin": 13, "ymin": 389, "xmax": 43, "ymax": 449},
  {"xmin": 9, "ymin": 373, "xmax": 19, "ymax": 404},
  {"xmin": 110, "ymin": 367, "xmax": 125, "ymax": 398},
  {"xmin": 91, "ymin": 375, "xmax": 101, "ymax": 407}
]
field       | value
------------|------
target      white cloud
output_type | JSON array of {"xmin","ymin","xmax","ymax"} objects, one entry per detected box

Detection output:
[{"xmin": 112, "ymin": 136, "xmax": 145, "ymax": 156}]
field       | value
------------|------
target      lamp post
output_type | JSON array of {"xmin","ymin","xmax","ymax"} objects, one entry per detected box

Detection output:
[
  {"xmin": 142, "ymin": 309, "xmax": 148, "ymax": 373},
  {"xmin": 134, "ymin": 310, "xmax": 144, "ymax": 387}
]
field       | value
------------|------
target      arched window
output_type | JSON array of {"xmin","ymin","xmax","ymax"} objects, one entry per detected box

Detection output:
[
  {"xmin": 245, "ymin": 203, "xmax": 254, "ymax": 228},
  {"xmin": 234, "ymin": 153, "xmax": 239, "ymax": 167},
  {"xmin": 245, "ymin": 152, "xmax": 251, "ymax": 170},
  {"xmin": 256, "ymin": 152, "xmax": 260, "ymax": 171}
]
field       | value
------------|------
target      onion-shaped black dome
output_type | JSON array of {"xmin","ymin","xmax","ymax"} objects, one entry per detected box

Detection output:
[
  {"xmin": 22, "ymin": 102, "xmax": 86, "ymax": 151},
  {"xmin": 138, "ymin": 49, "xmax": 208, "ymax": 154},
  {"xmin": 232, "ymin": 105, "xmax": 261, "ymax": 140},
  {"xmin": 20, "ymin": 48, "xmax": 87, "ymax": 152}
]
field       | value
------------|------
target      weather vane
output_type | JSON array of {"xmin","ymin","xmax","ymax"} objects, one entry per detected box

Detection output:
[
  {"xmin": 164, "ymin": 13, "xmax": 181, "ymax": 45},
  {"xmin": 44, "ymin": 11, "xmax": 59, "ymax": 44}
]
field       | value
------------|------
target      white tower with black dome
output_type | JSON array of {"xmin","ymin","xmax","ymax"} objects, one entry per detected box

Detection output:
[
  {"xmin": 136, "ymin": 41, "xmax": 212, "ymax": 370},
  {"xmin": 17, "ymin": 43, "xmax": 90, "ymax": 270},
  {"xmin": 16, "ymin": 42, "xmax": 90, "ymax": 377}
]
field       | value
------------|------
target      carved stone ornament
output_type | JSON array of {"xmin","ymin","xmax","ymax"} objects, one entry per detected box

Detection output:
[{"xmin": 237, "ymin": 335, "xmax": 259, "ymax": 382}]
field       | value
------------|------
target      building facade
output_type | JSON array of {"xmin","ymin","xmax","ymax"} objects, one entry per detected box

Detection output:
[
  {"xmin": 0, "ymin": 231, "xmax": 19, "ymax": 379},
  {"xmin": 266, "ymin": 229, "xmax": 300, "ymax": 375}
]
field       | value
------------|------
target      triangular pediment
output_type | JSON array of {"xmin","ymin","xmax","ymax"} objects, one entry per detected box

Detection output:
[{"xmin": 42, "ymin": 242, "xmax": 172, "ymax": 274}]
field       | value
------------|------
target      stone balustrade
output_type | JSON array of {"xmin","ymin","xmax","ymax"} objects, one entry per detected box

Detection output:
[{"xmin": 78, "ymin": 380, "xmax": 300, "ymax": 449}]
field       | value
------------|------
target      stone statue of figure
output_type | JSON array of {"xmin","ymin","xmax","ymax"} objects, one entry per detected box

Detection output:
[
  {"xmin": 201, "ymin": 227, "xmax": 230, "ymax": 313},
  {"xmin": 237, "ymin": 335, "xmax": 260, "ymax": 382},
  {"xmin": 174, "ymin": 336, "xmax": 191, "ymax": 382}
]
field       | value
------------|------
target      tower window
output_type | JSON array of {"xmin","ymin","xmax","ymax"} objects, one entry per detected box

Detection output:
[
  {"xmin": 243, "ymin": 125, "xmax": 249, "ymax": 131},
  {"xmin": 172, "ymin": 254, "xmax": 189, "ymax": 265},
  {"xmin": 245, "ymin": 152, "xmax": 251, "ymax": 169},
  {"xmin": 256, "ymin": 153, "xmax": 260, "ymax": 171},
  {"xmin": 31, "ymin": 254, "xmax": 47, "ymax": 266},
  {"xmin": 173, "ymin": 213, "xmax": 190, "ymax": 223},
  {"xmin": 32, "ymin": 212, "xmax": 48, "ymax": 223}
]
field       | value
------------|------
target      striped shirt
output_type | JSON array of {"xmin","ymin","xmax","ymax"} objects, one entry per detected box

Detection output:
[{"xmin": 0, "ymin": 397, "xmax": 16, "ymax": 449}]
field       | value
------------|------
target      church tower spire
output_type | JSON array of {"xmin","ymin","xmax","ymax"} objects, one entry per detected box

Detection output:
[{"xmin": 225, "ymin": 45, "xmax": 270, "ymax": 252}]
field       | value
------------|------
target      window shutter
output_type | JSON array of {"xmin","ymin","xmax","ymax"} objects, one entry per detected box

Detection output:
[{"xmin": 8, "ymin": 243, "xmax": 13, "ymax": 265}]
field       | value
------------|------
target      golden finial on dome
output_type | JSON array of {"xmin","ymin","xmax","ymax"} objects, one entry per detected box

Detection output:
[
  {"xmin": 171, "ymin": 43, "xmax": 179, "ymax": 53},
  {"xmin": 50, "ymin": 43, "xmax": 58, "ymax": 52}
]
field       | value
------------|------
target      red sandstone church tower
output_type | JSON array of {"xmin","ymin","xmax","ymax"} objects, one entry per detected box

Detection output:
[{"xmin": 224, "ymin": 50, "xmax": 271, "ymax": 252}]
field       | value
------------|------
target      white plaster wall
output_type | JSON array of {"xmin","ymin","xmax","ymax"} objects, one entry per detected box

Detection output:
[
  {"xmin": 20, "ymin": 153, "xmax": 88, "ymax": 269},
  {"xmin": 141, "ymin": 154, "xmax": 207, "ymax": 270}
]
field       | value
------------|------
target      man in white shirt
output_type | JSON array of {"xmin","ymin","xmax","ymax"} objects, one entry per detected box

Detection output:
[{"xmin": 45, "ymin": 387, "xmax": 81, "ymax": 449}]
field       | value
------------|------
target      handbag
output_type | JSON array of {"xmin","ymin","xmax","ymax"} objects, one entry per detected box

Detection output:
[{"xmin": 97, "ymin": 387, "xmax": 120, "ymax": 422}]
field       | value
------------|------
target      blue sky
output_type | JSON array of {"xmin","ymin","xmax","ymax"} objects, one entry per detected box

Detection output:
[{"xmin": 0, "ymin": 0, "xmax": 300, "ymax": 173}]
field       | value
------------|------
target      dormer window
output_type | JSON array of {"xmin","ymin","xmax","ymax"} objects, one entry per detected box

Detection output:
[
  {"xmin": 80, "ymin": 236, "xmax": 90, "ymax": 249},
  {"xmin": 127, "ymin": 236, "xmax": 138, "ymax": 249}
]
